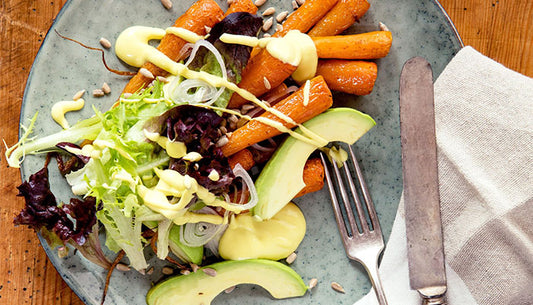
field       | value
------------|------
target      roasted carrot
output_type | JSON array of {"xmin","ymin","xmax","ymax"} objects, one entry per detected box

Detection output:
[
  {"xmin": 259, "ymin": 83, "xmax": 289, "ymax": 104},
  {"xmin": 222, "ymin": 75, "xmax": 333, "ymax": 157},
  {"xmin": 316, "ymin": 59, "xmax": 377, "ymax": 95},
  {"xmin": 225, "ymin": 0, "xmax": 258, "ymax": 16},
  {"xmin": 228, "ymin": 148, "xmax": 255, "ymax": 171},
  {"xmin": 295, "ymin": 158, "xmax": 325, "ymax": 198},
  {"xmin": 308, "ymin": 0, "xmax": 370, "ymax": 36},
  {"xmin": 272, "ymin": 0, "xmax": 338, "ymax": 38},
  {"xmin": 122, "ymin": 0, "xmax": 224, "ymax": 94},
  {"xmin": 228, "ymin": 49, "xmax": 297, "ymax": 108},
  {"xmin": 312, "ymin": 31, "xmax": 392, "ymax": 59}
]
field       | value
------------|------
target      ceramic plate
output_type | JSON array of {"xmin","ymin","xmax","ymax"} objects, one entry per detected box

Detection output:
[{"xmin": 19, "ymin": 0, "xmax": 462, "ymax": 304}]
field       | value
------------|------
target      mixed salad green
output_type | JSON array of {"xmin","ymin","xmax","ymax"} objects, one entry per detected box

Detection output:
[{"xmin": 8, "ymin": 12, "xmax": 264, "ymax": 271}]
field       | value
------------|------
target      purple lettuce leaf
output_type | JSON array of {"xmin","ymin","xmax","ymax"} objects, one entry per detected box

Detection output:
[
  {"xmin": 14, "ymin": 165, "xmax": 110, "ymax": 267},
  {"xmin": 189, "ymin": 12, "xmax": 263, "ymax": 83},
  {"xmin": 145, "ymin": 105, "xmax": 234, "ymax": 194}
]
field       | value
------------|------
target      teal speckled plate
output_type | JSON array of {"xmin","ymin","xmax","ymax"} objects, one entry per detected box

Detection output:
[{"xmin": 19, "ymin": 0, "xmax": 462, "ymax": 304}]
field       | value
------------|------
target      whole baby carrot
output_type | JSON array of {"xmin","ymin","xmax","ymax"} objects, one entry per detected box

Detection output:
[
  {"xmin": 312, "ymin": 31, "xmax": 393, "ymax": 59},
  {"xmin": 122, "ymin": 0, "xmax": 224, "ymax": 94},
  {"xmin": 228, "ymin": 49, "xmax": 297, "ymax": 108},
  {"xmin": 272, "ymin": 0, "xmax": 338, "ymax": 37},
  {"xmin": 316, "ymin": 59, "xmax": 377, "ymax": 95},
  {"xmin": 308, "ymin": 0, "xmax": 370, "ymax": 36},
  {"xmin": 222, "ymin": 75, "xmax": 333, "ymax": 157}
]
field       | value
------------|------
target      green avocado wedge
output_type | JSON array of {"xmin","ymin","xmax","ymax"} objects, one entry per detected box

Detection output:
[
  {"xmin": 146, "ymin": 259, "xmax": 308, "ymax": 305},
  {"xmin": 252, "ymin": 108, "xmax": 375, "ymax": 220}
]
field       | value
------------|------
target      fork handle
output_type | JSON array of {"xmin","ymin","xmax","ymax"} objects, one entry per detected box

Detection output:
[{"xmin": 366, "ymin": 260, "xmax": 388, "ymax": 305}]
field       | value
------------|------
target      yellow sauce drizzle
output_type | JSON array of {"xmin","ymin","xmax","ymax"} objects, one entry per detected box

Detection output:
[
  {"xmin": 115, "ymin": 26, "xmax": 330, "ymax": 170},
  {"xmin": 220, "ymin": 31, "xmax": 317, "ymax": 82},
  {"xmin": 143, "ymin": 129, "xmax": 187, "ymax": 159},
  {"xmin": 51, "ymin": 99, "xmax": 85, "ymax": 129},
  {"xmin": 208, "ymin": 170, "xmax": 220, "ymax": 182},
  {"xmin": 165, "ymin": 27, "xmax": 206, "ymax": 43}
]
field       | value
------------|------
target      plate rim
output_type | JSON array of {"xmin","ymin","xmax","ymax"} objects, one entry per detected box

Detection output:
[{"xmin": 18, "ymin": 0, "xmax": 464, "ymax": 304}]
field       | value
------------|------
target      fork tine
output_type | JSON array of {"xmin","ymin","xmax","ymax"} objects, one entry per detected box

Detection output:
[
  {"xmin": 341, "ymin": 154, "xmax": 371, "ymax": 233},
  {"xmin": 348, "ymin": 146, "xmax": 382, "ymax": 234},
  {"xmin": 331, "ymin": 156, "xmax": 360, "ymax": 236},
  {"xmin": 320, "ymin": 153, "xmax": 349, "ymax": 239}
]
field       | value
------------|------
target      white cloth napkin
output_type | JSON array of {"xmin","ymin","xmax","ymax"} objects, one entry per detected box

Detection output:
[{"xmin": 354, "ymin": 46, "xmax": 533, "ymax": 305}]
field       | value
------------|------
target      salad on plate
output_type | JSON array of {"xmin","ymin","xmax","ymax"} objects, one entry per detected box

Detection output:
[{"xmin": 6, "ymin": 0, "xmax": 392, "ymax": 304}]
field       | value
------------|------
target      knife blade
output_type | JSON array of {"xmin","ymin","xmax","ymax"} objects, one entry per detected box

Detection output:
[{"xmin": 399, "ymin": 57, "xmax": 447, "ymax": 305}]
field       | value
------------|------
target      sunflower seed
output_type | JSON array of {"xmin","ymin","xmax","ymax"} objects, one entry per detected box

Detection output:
[
  {"xmin": 162, "ymin": 267, "xmax": 174, "ymax": 275},
  {"xmin": 156, "ymin": 76, "xmax": 169, "ymax": 83},
  {"xmin": 262, "ymin": 17, "xmax": 273, "ymax": 32},
  {"xmin": 102, "ymin": 82, "xmax": 111, "ymax": 94},
  {"xmin": 161, "ymin": 0, "xmax": 173, "ymax": 10},
  {"xmin": 254, "ymin": 0, "xmax": 266, "ymax": 7},
  {"xmin": 331, "ymin": 282, "xmax": 345, "ymax": 293},
  {"xmin": 236, "ymin": 117, "xmax": 247, "ymax": 128},
  {"xmin": 92, "ymin": 89, "xmax": 105, "ymax": 97},
  {"xmin": 116, "ymin": 263, "xmax": 131, "ymax": 272},
  {"xmin": 276, "ymin": 24, "xmax": 283, "ymax": 32},
  {"xmin": 285, "ymin": 252, "xmax": 297, "ymax": 264},
  {"xmin": 379, "ymin": 22, "xmax": 390, "ymax": 32},
  {"xmin": 292, "ymin": 0, "xmax": 299, "ymax": 9},
  {"xmin": 202, "ymin": 268, "xmax": 217, "ymax": 277},
  {"xmin": 241, "ymin": 104, "xmax": 256, "ymax": 113},
  {"xmin": 262, "ymin": 7, "xmax": 276, "ymax": 16},
  {"xmin": 228, "ymin": 114, "xmax": 239, "ymax": 124},
  {"xmin": 217, "ymin": 136, "xmax": 229, "ymax": 148},
  {"xmin": 99, "ymin": 37, "xmax": 112, "ymax": 49},
  {"xmin": 180, "ymin": 269, "xmax": 191, "ymax": 275},
  {"xmin": 72, "ymin": 89, "xmax": 85, "ymax": 101},
  {"xmin": 146, "ymin": 267, "xmax": 154, "ymax": 275},
  {"xmin": 227, "ymin": 0, "xmax": 234, "ymax": 4},
  {"xmin": 140, "ymin": 67, "xmax": 155, "ymax": 79},
  {"xmin": 263, "ymin": 33, "xmax": 271, "ymax": 38},
  {"xmin": 191, "ymin": 263, "xmax": 200, "ymax": 272},
  {"xmin": 263, "ymin": 77, "xmax": 271, "ymax": 90},
  {"xmin": 296, "ymin": 0, "xmax": 305, "ymax": 5},
  {"xmin": 204, "ymin": 25, "xmax": 212, "ymax": 33},
  {"xmin": 276, "ymin": 11, "xmax": 289, "ymax": 22},
  {"xmin": 308, "ymin": 278, "xmax": 318, "ymax": 289}
]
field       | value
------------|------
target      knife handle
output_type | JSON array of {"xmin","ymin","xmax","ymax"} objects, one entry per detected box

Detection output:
[{"xmin": 422, "ymin": 295, "xmax": 446, "ymax": 305}]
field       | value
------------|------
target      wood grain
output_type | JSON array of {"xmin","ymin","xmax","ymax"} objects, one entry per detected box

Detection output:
[{"xmin": 0, "ymin": 0, "xmax": 531, "ymax": 304}]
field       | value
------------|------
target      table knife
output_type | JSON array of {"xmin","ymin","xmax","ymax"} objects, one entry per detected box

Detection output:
[{"xmin": 399, "ymin": 57, "xmax": 447, "ymax": 305}]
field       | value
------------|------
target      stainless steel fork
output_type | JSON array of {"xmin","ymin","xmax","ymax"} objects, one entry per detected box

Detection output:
[{"xmin": 320, "ymin": 145, "xmax": 388, "ymax": 305}]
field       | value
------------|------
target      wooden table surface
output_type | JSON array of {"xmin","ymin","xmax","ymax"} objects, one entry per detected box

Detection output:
[{"xmin": 0, "ymin": 0, "xmax": 531, "ymax": 304}]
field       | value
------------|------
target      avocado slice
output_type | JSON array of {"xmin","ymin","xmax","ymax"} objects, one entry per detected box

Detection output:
[
  {"xmin": 253, "ymin": 108, "xmax": 375, "ymax": 220},
  {"xmin": 168, "ymin": 225, "xmax": 203, "ymax": 265},
  {"xmin": 146, "ymin": 259, "xmax": 308, "ymax": 305}
]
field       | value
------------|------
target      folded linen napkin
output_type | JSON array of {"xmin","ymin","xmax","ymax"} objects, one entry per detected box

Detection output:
[{"xmin": 355, "ymin": 46, "xmax": 533, "ymax": 305}]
